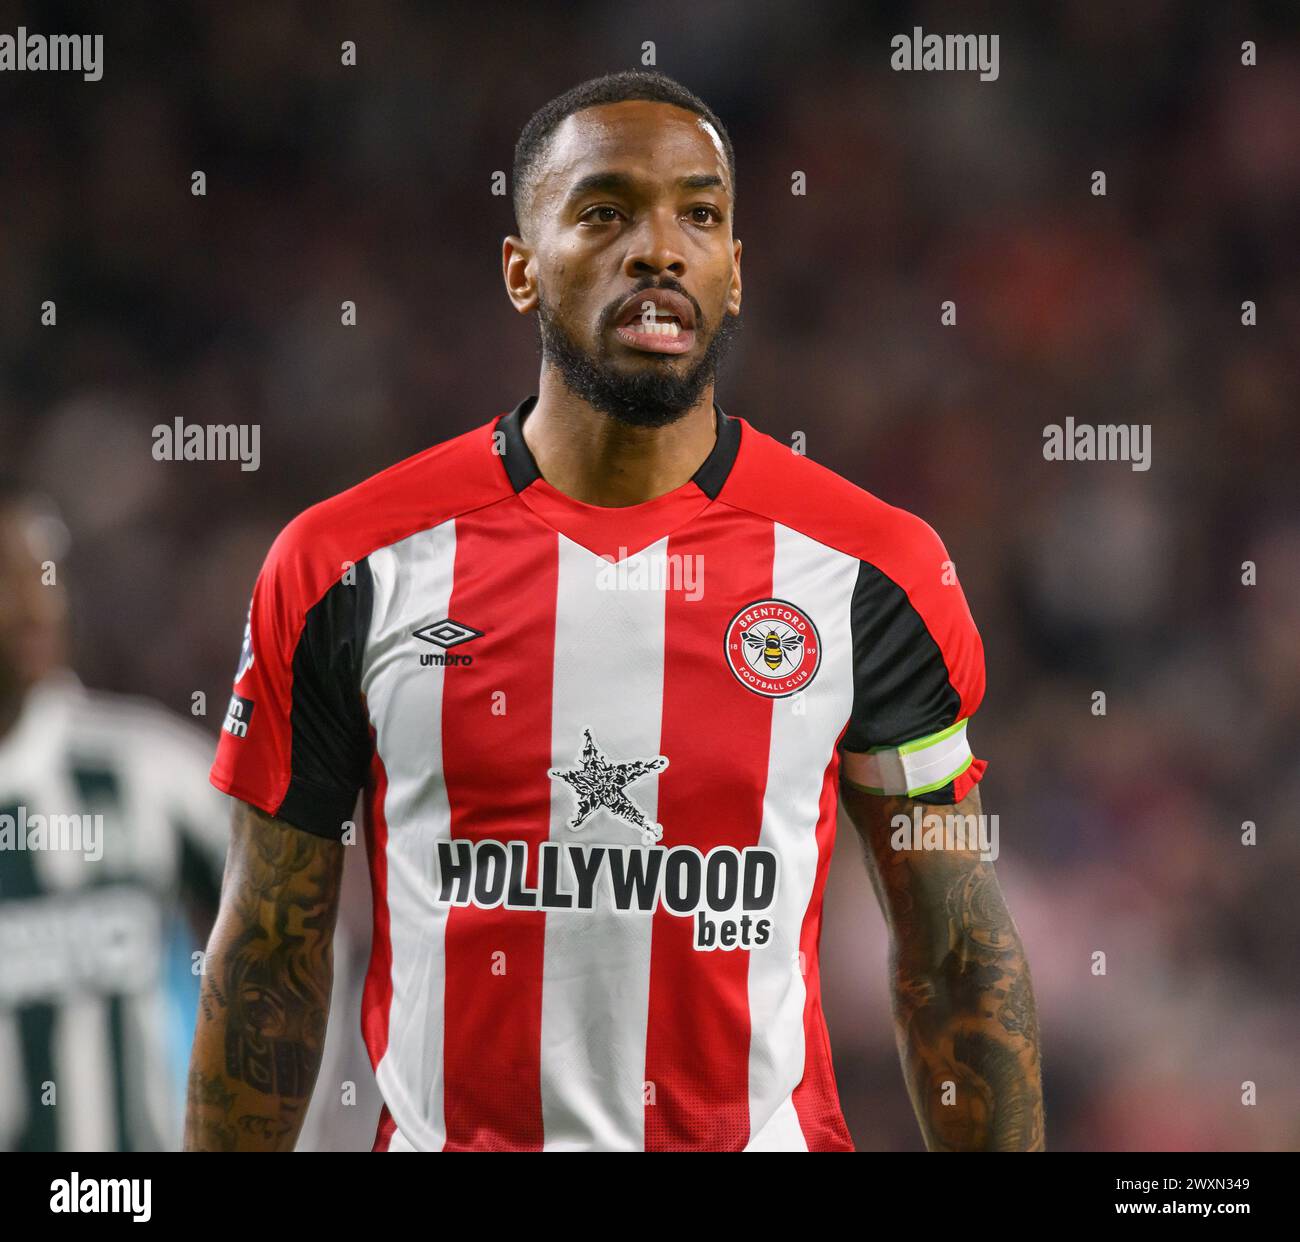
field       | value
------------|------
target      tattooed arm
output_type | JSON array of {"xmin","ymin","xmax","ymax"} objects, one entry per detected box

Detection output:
[
  {"xmin": 841, "ymin": 781, "xmax": 1045, "ymax": 1150},
  {"xmin": 183, "ymin": 800, "xmax": 344, "ymax": 1151}
]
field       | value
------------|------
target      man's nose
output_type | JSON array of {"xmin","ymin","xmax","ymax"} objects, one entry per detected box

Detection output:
[{"xmin": 623, "ymin": 209, "xmax": 686, "ymax": 279}]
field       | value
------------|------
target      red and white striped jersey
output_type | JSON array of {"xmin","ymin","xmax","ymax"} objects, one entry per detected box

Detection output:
[{"xmin": 210, "ymin": 396, "xmax": 988, "ymax": 1152}]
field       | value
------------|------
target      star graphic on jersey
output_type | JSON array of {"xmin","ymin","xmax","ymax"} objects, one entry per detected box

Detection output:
[{"xmin": 549, "ymin": 729, "xmax": 669, "ymax": 846}]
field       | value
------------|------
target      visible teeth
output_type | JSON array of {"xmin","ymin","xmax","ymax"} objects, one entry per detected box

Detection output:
[{"xmin": 633, "ymin": 320, "xmax": 681, "ymax": 336}]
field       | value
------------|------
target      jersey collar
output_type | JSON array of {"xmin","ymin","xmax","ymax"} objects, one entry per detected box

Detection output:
[{"xmin": 493, "ymin": 394, "xmax": 741, "ymax": 560}]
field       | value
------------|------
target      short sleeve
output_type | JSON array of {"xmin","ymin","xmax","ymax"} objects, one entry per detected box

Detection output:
[
  {"xmin": 838, "ymin": 519, "xmax": 988, "ymax": 805},
  {"xmin": 210, "ymin": 514, "xmax": 374, "ymax": 840}
]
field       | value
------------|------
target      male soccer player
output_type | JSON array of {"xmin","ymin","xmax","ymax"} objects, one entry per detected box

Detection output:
[
  {"xmin": 0, "ymin": 482, "xmax": 229, "ymax": 1150},
  {"xmin": 0, "ymin": 480, "xmax": 368, "ymax": 1152},
  {"xmin": 186, "ymin": 70, "xmax": 1044, "ymax": 1152}
]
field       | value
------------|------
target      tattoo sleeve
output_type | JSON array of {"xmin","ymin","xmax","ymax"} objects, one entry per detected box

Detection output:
[
  {"xmin": 183, "ymin": 800, "xmax": 344, "ymax": 1151},
  {"xmin": 842, "ymin": 782, "xmax": 1046, "ymax": 1151}
]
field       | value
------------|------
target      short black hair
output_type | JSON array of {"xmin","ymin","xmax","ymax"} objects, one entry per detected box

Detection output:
[{"xmin": 512, "ymin": 69, "xmax": 736, "ymax": 236}]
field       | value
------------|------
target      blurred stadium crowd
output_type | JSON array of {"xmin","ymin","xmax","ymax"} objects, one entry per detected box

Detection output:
[{"xmin": 1, "ymin": 1, "xmax": 1296, "ymax": 1149}]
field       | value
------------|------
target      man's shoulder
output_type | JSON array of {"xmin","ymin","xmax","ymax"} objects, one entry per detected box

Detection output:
[
  {"xmin": 722, "ymin": 417, "xmax": 952, "ymax": 583},
  {"xmin": 266, "ymin": 414, "xmax": 513, "ymax": 582},
  {"xmin": 30, "ymin": 672, "xmax": 216, "ymax": 778}
]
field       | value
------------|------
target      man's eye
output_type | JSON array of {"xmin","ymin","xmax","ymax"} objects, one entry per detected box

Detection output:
[
  {"xmin": 581, "ymin": 206, "xmax": 621, "ymax": 224},
  {"xmin": 687, "ymin": 205, "xmax": 722, "ymax": 225}
]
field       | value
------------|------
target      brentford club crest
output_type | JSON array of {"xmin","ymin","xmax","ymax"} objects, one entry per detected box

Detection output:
[{"xmin": 724, "ymin": 599, "xmax": 821, "ymax": 698}]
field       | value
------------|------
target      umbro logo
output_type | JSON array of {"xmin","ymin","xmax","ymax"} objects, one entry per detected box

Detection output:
[{"xmin": 413, "ymin": 618, "xmax": 482, "ymax": 666}]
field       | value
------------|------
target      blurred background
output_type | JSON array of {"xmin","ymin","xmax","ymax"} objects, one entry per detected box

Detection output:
[{"xmin": 1, "ymin": 0, "xmax": 1296, "ymax": 1150}]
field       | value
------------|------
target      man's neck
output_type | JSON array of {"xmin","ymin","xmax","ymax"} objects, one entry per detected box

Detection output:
[{"xmin": 522, "ymin": 371, "xmax": 718, "ymax": 507}]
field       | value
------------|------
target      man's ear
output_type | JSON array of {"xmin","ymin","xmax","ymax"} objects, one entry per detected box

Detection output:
[
  {"xmin": 502, "ymin": 236, "xmax": 539, "ymax": 314},
  {"xmin": 727, "ymin": 237, "xmax": 743, "ymax": 317}
]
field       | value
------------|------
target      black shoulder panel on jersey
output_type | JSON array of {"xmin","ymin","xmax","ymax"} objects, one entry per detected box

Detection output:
[
  {"xmin": 691, "ymin": 405, "xmax": 741, "ymax": 500},
  {"xmin": 843, "ymin": 558, "xmax": 964, "ymax": 803},
  {"xmin": 275, "ymin": 558, "xmax": 374, "ymax": 839}
]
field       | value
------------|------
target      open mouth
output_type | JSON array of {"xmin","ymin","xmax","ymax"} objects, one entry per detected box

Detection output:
[
  {"xmin": 612, "ymin": 289, "xmax": 698, "ymax": 355},
  {"xmin": 613, "ymin": 316, "xmax": 696, "ymax": 354}
]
